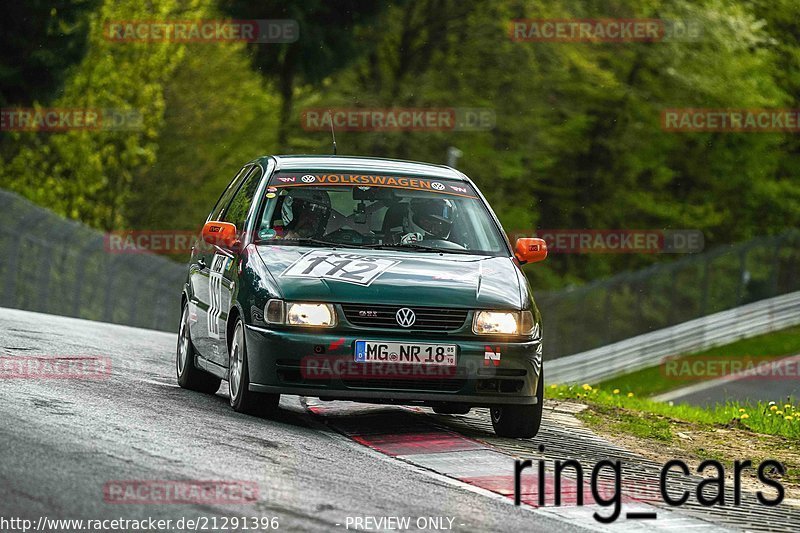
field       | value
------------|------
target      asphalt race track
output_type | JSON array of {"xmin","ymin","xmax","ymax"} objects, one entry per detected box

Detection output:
[
  {"xmin": 654, "ymin": 354, "xmax": 800, "ymax": 407},
  {"xmin": 1, "ymin": 307, "xmax": 798, "ymax": 532}
]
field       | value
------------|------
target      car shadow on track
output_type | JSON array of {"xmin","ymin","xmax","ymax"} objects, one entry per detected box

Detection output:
[{"xmin": 163, "ymin": 382, "xmax": 320, "ymax": 430}]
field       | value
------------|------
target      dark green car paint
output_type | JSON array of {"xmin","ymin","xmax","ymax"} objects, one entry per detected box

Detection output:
[{"xmin": 183, "ymin": 155, "xmax": 542, "ymax": 407}]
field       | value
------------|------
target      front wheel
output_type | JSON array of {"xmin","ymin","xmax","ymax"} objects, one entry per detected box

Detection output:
[
  {"xmin": 228, "ymin": 318, "xmax": 280, "ymax": 417},
  {"xmin": 176, "ymin": 303, "xmax": 221, "ymax": 394},
  {"xmin": 490, "ymin": 369, "xmax": 544, "ymax": 438}
]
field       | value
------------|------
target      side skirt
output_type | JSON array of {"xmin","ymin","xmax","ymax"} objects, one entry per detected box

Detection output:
[{"xmin": 195, "ymin": 356, "xmax": 228, "ymax": 380}]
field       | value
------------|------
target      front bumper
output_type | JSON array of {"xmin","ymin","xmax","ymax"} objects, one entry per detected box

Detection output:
[{"xmin": 244, "ymin": 324, "xmax": 543, "ymax": 407}]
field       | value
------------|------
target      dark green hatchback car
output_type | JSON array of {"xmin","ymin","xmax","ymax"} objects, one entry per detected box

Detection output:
[{"xmin": 177, "ymin": 155, "xmax": 548, "ymax": 437}]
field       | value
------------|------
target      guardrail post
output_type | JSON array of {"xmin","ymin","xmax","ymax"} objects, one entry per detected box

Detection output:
[
  {"xmin": 103, "ymin": 255, "xmax": 121, "ymax": 324},
  {"xmin": 72, "ymin": 235, "xmax": 105, "ymax": 318},
  {"xmin": 771, "ymin": 237, "xmax": 782, "ymax": 298},
  {"xmin": 2, "ymin": 210, "xmax": 50, "ymax": 308}
]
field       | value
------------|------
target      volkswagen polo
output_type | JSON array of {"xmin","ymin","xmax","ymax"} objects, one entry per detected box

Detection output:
[{"xmin": 177, "ymin": 155, "xmax": 547, "ymax": 437}]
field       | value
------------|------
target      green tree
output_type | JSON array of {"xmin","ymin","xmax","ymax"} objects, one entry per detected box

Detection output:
[
  {"xmin": 126, "ymin": 37, "xmax": 281, "ymax": 230},
  {"xmin": 218, "ymin": 0, "xmax": 392, "ymax": 150},
  {"xmin": 290, "ymin": 0, "xmax": 796, "ymax": 287},
  {"xmin": 0, "ymin": 0, "xmax": 197, "ymax": 229},
  {"xmin": 0, "ymin": 0, "xmax": 97, "ymax": 107}
]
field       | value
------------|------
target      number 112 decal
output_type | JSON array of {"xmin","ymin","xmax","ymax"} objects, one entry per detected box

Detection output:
[{"xmin": 281, "ymin": 250, "xmax": 400, "ymax": 286}]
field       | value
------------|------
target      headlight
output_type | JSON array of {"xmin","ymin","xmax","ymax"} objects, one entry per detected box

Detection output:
[
  {"xmin": 287, "ymin": 303, "xmax": 335, "ymax": 326},
  {"xmin": 265, "ymin": 299, "xmax": 336, "ymax": 327},
  {"xmin": 473, "ymin": 310, "xmax": 536, "ymax": 336}
]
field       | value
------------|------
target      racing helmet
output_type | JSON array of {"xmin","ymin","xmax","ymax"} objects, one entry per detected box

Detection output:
[
  {"xmin": 408, "ymin": 198, "xmax": 458, "ymax": 239},
  {"xmin": 281, "ymin": 188, "xmax": 331, "ymax": 237}
]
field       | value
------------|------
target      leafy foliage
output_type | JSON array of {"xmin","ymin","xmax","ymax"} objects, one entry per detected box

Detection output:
[
  {"xmin": 2, "ymin": 0, "xmax": 799, "ymax": 287},
  {"xmin": 0, "ymin": 0, "xmax": 98, "ymax": 107}
]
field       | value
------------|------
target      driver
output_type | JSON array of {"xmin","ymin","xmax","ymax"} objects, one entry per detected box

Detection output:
[
  {"xmin": 400, "ymin": 198, "xmax": 457, "ymax": 244},
  {"xmin": 281, "ymin": 188, "xmax": 331, "ymax": 239}
]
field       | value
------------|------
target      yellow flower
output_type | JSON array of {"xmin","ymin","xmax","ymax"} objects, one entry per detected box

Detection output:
[
  {"xmin": 582, "ymin": 384, "xmax": 592, "ymax": 391},
  {"xmin": 550, "ymin": 384, "xmax": 558, "ymax": 389},
  {"xmin": 777, "ymin": 411, "xmax": 784, "ymax": 416},
  {"xmin": 785, "ymin": 416, "xmax": 794, "ymax": 421},
  {"xmin": 741, "ymin": 414, "xmax": 750, "ymax": 419},
  {"xmin": 785, "ymin": 404, "xmax": 792, "ymax": 410},
  {"xmin": 738, "ymin": 408, "xmax": 746, "ymax": 413},
  {"xmin": 627, "ymin": 392, "xmax": 634, "ymax": 398},
  {"xmin": 613, "ymin": 389, "xmax": 620, "ymax": 394},
  {"xmin": 770, "ymin": 405, "xmax": 778, "ymax": 411}
]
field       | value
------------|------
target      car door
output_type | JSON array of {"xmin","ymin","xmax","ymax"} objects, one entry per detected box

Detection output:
[
  {"xmin": 205, "ymin": 165, "xmax": 265, "ymax": 365},
  {"xmin": 189, "ymin": 164, "xmax": 251, "ymax": 362}
]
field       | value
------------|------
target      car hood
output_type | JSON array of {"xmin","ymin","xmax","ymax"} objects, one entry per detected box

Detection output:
[{"xmin": 255, "ymin": 245, "xmax": 523, "ymax": 309}]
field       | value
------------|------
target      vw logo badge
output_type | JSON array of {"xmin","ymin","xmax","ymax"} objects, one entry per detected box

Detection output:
[
  {"xmin": 395, "ymin": 307, "xmax": 416, "ymax": 328},
  {"xmin": 301, "ymin": 174, "xmax": 316, "ymax": 183},
  {"xmin": 431, "ymin": 182, "xmax": 445, "ymax": 190}
]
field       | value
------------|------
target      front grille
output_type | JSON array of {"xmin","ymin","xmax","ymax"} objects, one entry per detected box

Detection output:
[
  {"xmin": 342, "ymin": 377, "xmax": 465, "ymax": 392},
  {"xmin": 341, "ymin": 304, "xmax": 468, "ymax": 331},
  {"xmin": 277, "ymin": 356, "xmax": 467, "ymax": 392}
]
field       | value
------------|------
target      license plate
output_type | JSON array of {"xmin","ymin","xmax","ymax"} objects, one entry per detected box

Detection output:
[{"xmin": 354, "ymin": 341, "xmax": 457, "ymax": 366}]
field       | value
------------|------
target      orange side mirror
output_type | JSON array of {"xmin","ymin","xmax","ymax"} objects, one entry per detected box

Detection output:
[
  {"xmin": 202, "ymin": 221, "xmax": 238, "ymax": 250},
  {"xmin": 515, "ymin": 237, "xmax": 547, "ymax": 264}
]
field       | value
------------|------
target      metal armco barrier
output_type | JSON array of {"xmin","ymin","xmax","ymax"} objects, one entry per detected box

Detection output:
[
  {"xmin": 0, "ymin": 190, "xmax": 185, "ymax": 332},
  {"xmin": 536, "ymin": 228, "xmax": 800, "ymax": 359},
  {"xmin": 548, "ymin": 290, "xmax": 800, "ymax": 384}
]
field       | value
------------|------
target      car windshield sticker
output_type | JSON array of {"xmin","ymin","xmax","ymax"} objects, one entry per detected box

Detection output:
[
  {"xmin": 281, "ymin": 250, "xmax": 400, "ymax": 286},
  {"xmin": 268, "ymin": 173, "xmax": 477, "ymax": 198}
]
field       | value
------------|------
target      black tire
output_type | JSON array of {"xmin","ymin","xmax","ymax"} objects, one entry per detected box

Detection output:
[
  {"xmin": 228, "ymin": 318, "xmax": 280, "ymax": 417},
  {"xmin": 176, "ymin": 303, "xmax": 222, "ymax": 394},
  {"xmin": 433, "ymin": 405, "xmax": 471, "ymax": 415},
  {"xmin": 490, "ymin": 369, "xmax": 544, "ymax": 438}
]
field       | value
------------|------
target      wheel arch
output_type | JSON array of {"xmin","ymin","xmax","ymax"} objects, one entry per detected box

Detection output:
[{"xmin": 226, "ymin": 302, "xmax": 247, "ymax": 352}]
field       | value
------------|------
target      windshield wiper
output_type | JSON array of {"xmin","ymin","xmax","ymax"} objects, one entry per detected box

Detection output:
[
  {"xmin": 369, "ymin": 243, "xmax": 476, "ymax": 254},
  {"xmin": 265, "ymin": 237, "xmax": 364, "ymax": 249}
]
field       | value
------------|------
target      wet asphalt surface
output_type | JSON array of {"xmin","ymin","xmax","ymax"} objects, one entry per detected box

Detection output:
[{"xmin": 0, "ymin": 307, "xmax": 585, "ymax": 533}]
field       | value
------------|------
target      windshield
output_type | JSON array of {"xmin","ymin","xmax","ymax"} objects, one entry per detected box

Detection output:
[{"xmin": 254, "ymin": 172, "xmax": 508, "ymax": 255}]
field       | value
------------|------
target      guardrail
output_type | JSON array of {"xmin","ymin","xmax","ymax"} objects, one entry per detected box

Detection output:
[
  {"xmin": 0, "ymin": 190, "xmax": 185, "ymax": 332},
  {"xmin": 547, "ymin": 290, "xmax": 800, "ymax": 384},
  {"xmin": 536, "ymin": 229, "xmax": 800, "ymax": 359}
]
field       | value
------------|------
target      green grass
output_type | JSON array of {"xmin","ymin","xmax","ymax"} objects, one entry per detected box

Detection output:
[
  {"xmin": 546, "ymin": 383, "xmax": 800, "ymax": 439},
  {"xmin": 594, "ymin": 325, "xmax": 800, "ymax": 397},
  {"xmin": 581, "ymin": 405, "xmax": 674, "ymax": 441}
]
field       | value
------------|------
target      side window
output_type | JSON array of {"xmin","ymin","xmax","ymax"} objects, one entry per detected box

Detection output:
[
  {"xmin": 222, "ymin": 166, "xmax": 263, "ymax": 233},
  {"xmin": 208, "ymin": 165, "xmax": 251, "ymax": 221}
]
